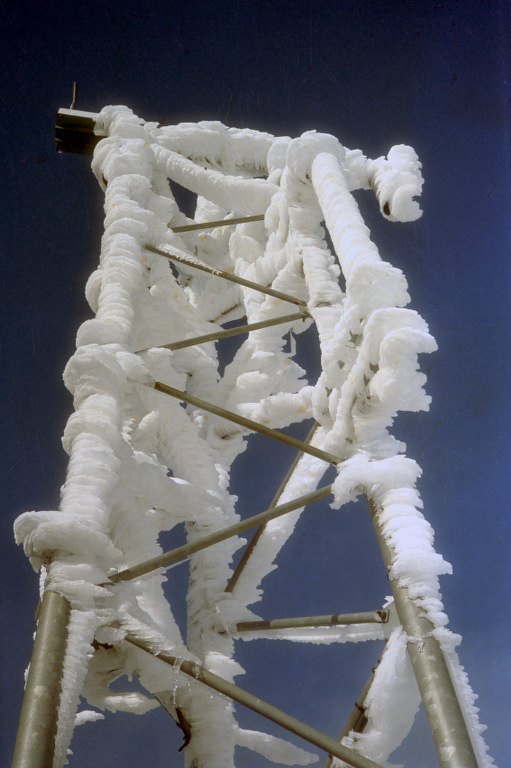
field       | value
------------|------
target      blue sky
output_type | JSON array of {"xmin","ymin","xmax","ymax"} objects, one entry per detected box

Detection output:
[{"xmin": 2, "ymin": 2, "xmax": 510, "ymax": 766}]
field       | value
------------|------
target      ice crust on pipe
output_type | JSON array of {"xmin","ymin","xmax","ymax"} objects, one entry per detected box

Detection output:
[
  {"xmin": 331, "ymin": 453, "xmax": 452, "ymax": 628},
  {"xmin": 340, "ymin": 627, "xmax": 421, "ymax": 765},
  {"xmin": 367, "ymin": 145, "xmax": 424, "ymax": 222},
  {"xmin": 15, "ymin": 104, "xmax": 495, "ymax": 768},
  {"xmin": 156, "ymin": 121, "xmax": 274, "ymax": 174},
  {"xmin": 437, "ymin": 630, "xmax": 496, "ymax": 768},
  {"xmin": 236, "ymin": 624, "xmax": 384, "ymax": 645},
  {"xmin": 235, "ymin": 728, "xmax": 318, "ymax": 765},
  {"xmin": 236, "ymin": 387, "xmax": 314, "ymax": 429},
  {"xmin": 53, "ymin": 608, "xmax": 101, "ymax": 768},
  {"xmin": 153, "ymin": 144, "xmax": 278, "ymax": 215},
  {"xmin": 311, "ymin": 152, "xmax": 381, "ymax": 281}
]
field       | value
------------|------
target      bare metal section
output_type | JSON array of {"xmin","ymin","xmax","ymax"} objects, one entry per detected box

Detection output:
[
  {"xmin": 236, "ymin": 610, "xmax": 389, "ymax": 632},
  {"xmin": 323, "ymin": 655, "xmax": 384, "ymax": 768},
  {"xmin": 109, "ymin": 484, "xmax": 332, "ymax": 583},
  {"xmin": 367, "ymin": 498, "xmax": 478, "ymax": 768},
  {"xmin": 137, "ymin": 311, "xmax": 308, "ymax": 353},
  {"xmin": 12, "ymin": 590, "xmax": 71, "ymax": 768},
  {"xmin": 171, "ymin": 214, "xmax": 265, "ymax": 232},
  {"xmin": 125, "ymin": 634, "xmax": 385, "ymax": 768},
  {"xmin": 145, "ymin": 244, "xmax": 307, "ymax": 307},
  {"xmin": 153, "ymin": 381, "xmax": 340, "ymax": 465},
  {"xmin": 55, "ymin": 108, "xmax": 103, "ymax": 155},
  {"xmin": 226, "ymin": 422, "xmax": 319, "ymax": 592}
]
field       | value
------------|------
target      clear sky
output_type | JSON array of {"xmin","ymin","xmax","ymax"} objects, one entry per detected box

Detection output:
[{"xmin": 1, "ymin": 2, "xmax": 510, "ymax": 766}]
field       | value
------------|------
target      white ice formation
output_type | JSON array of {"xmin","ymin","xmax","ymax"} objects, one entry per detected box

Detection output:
[{"xmin": 15, "ymin": 106, "xmax": 494, "ymax": 768}]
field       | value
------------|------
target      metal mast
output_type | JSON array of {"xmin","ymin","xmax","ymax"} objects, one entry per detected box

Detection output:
[{"xmin": 13, "ymin": 106, "xmax": 491, "ymax": 768}]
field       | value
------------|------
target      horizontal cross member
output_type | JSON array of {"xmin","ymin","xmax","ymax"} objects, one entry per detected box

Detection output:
[
  {"xmin": 145, "ymin": 244, "xmax": 307, "ymax": 307},
  {"xmin": 137, "ymin": 311, "xmax": 308, "ymax": 353},
  {"xmin": 125, "ymin": 634, "xmax": 385, "ymax": 768},
  {"xmin": 235, "ymin": 610, "xmax": 389, "ymax": 633},
  {"xmin": 109, "ymin": 484, "xmax": 333, "ymax": 583},
  {"xmin": 152, "ymin": 381, "xmax": 341, "ymax": 465},
  {"xmin": 171, "ymin": 214, "xmax": 265, "ymax": 232}
]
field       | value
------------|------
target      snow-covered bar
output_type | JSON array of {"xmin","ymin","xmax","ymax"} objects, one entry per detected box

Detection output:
[
  {"xmin": 12, "ymin": 105, "xmax": 494, "ymax": 768},
  {"xmin": 125, "ymin": 633, "xmax": 385, "ymax": 768}
]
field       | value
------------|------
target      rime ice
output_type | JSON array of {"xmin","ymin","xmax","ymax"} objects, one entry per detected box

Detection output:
[{"xmin": 15, "ymin": 106, "xmax": 494, "ymax": 767}]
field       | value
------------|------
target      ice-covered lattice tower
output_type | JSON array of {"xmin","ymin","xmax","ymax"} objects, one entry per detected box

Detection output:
[{"xmin": 13, "ymin": 106, "xmax": 494, "ymax": 768}]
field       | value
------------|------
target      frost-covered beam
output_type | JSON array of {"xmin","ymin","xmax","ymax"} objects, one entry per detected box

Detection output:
[
  {"xmin": 12, "ymin": 590, "xmax": 71, "ymax": 768},
  {"xmin": 109, "ymin": 484, "xmax": 333, "ymax": 583},
  {"xmin": 125, "ymin": 634, "xmax": 385, "ymax": 768},
  {"xmin": 153, "ymin": 382, "xmax": 340, "ymax": 464},
  {"xmin": 367, "ymin": 498, "xmax": 478, "ymax": 768},
  {"xmin": 236, "ymin": 610, "xmax": 389, "ymax": 632},
  {"xmin": 171, "ymin": 214, "xmax": 265, "ymax": 232},
  {"xmin": 145, "ymin": 245, "xmax": 307, "ymax": 306},
  {"xmin": 138, "ymin": 311, "xmax": 307, "ymax": 353},
  {"xmin": 146, "ymin": 243, "xmax": 307, "ymax": 306}
]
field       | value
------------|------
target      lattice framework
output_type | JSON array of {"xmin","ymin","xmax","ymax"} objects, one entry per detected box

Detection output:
[{"xmin": 13, "ymin": 106, "xmax": 494, "ymax": 768}]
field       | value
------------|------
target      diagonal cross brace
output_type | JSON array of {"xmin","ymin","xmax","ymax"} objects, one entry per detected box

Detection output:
[
  {"xmin": 136, "ymin": 311, "xmax": 307, "ymax": 353},
  {"xmin": 226, "ymin": 422, "xmax": 319, "ymax": 592},
  {"xmin": 125, "ymin": 634, "xmax": 385, "ymax": 768},
  {"xmin": 152, "ymin": 381, "xmax": 340, "ymax": 465},
  {"xmin": 109, "ymin": 484, "xmax": 333, "ymax": 583},
  {"xmin": 145, "ymin": 244, "xmax": 307, "ymax": 307},
  {"xmin": 170, "ymin": 214, "xmax": 265, "ymax": 232}
]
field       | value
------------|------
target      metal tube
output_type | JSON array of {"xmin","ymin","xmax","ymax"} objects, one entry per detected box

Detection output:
[
  {"xmin": 226, "ymin": 422, "xmax": 319, "ymax": 592},
  {"xmin": 137, "ymin": 311, "xmax": 308, "ymax": 353},
  {"xmin": 340, "ymin": 672, "xmax": 373, "ymax": 738},
  {"xmin": 367, "ymin": 498, "xmax": 478, "ymax": 768},
  {"xmin": 12, "ymin": 590, "xmax": 71, "ymax": 768},
  {"xmin": 171, "ymin": 214, "xmax": 265, "ymax": 232},
  {"xmin": 153, "ymin": 382, "xmax": 340, "ymax": 465},
  {"xmin": 236, "ymin": 611, "xmax": 388, "ymax": 632},
  {"xmin": 125, "ymin": 634, "xmax": 385, "ymax": 768},
  {"xmin": 109, "ymin": 484, "xmax": 332, "ymax": 583},
  {"xmin": 145, "ymin": 244, "xmax": 307, "ymax": 307},
  {"xmin": 323, "ymin": 657, "xmax": 383, "ymax": 768}
]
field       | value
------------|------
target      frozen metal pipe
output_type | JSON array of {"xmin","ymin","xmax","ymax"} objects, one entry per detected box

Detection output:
[
  {"xmin": 153, "ymin": 381, "xmax": 341, "ymax": 465},
  {"xmin": 171, "ymin": 214, "xmax": 265, "ymax": 232},
  {"xmin": 12, "ymin": 590, "xmax": 71, "ymax": 768},
  {"xmin": 236, "ymin": 610, "xmax": 388, "ymax": 632},
  {"xmin": 226, "ymin": 422, "xmax": 319, "ymax": 592},
  {"xmin": 145, "ymin": 244, "xmax": 307, "ymax": 307},
  {"xmin": 109, "ymin": 484, "xmax": 333, "ymax": 583},
  {"xmin": 323, "ymin": 657, "xmax": 383, "ymax": 768},
  {"xmin": 125, "ymin": 634, "xmax": 385, "ymax": 768},
  {"xmin": 137, "ymin": 311, "xmax": 308, "ymax": 353},
  {"xmin": 367, "ymin": 498, "xmax": 478, "ymax": 768}
]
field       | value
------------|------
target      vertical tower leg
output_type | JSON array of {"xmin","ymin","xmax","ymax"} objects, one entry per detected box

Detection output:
[
  {"xmin": 368, "ymin": 499, "xmax": 478, "ymax": 768},
  {"xmin": 13, "ymin": 590, "xmax": 70, "ymax": 768}
]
